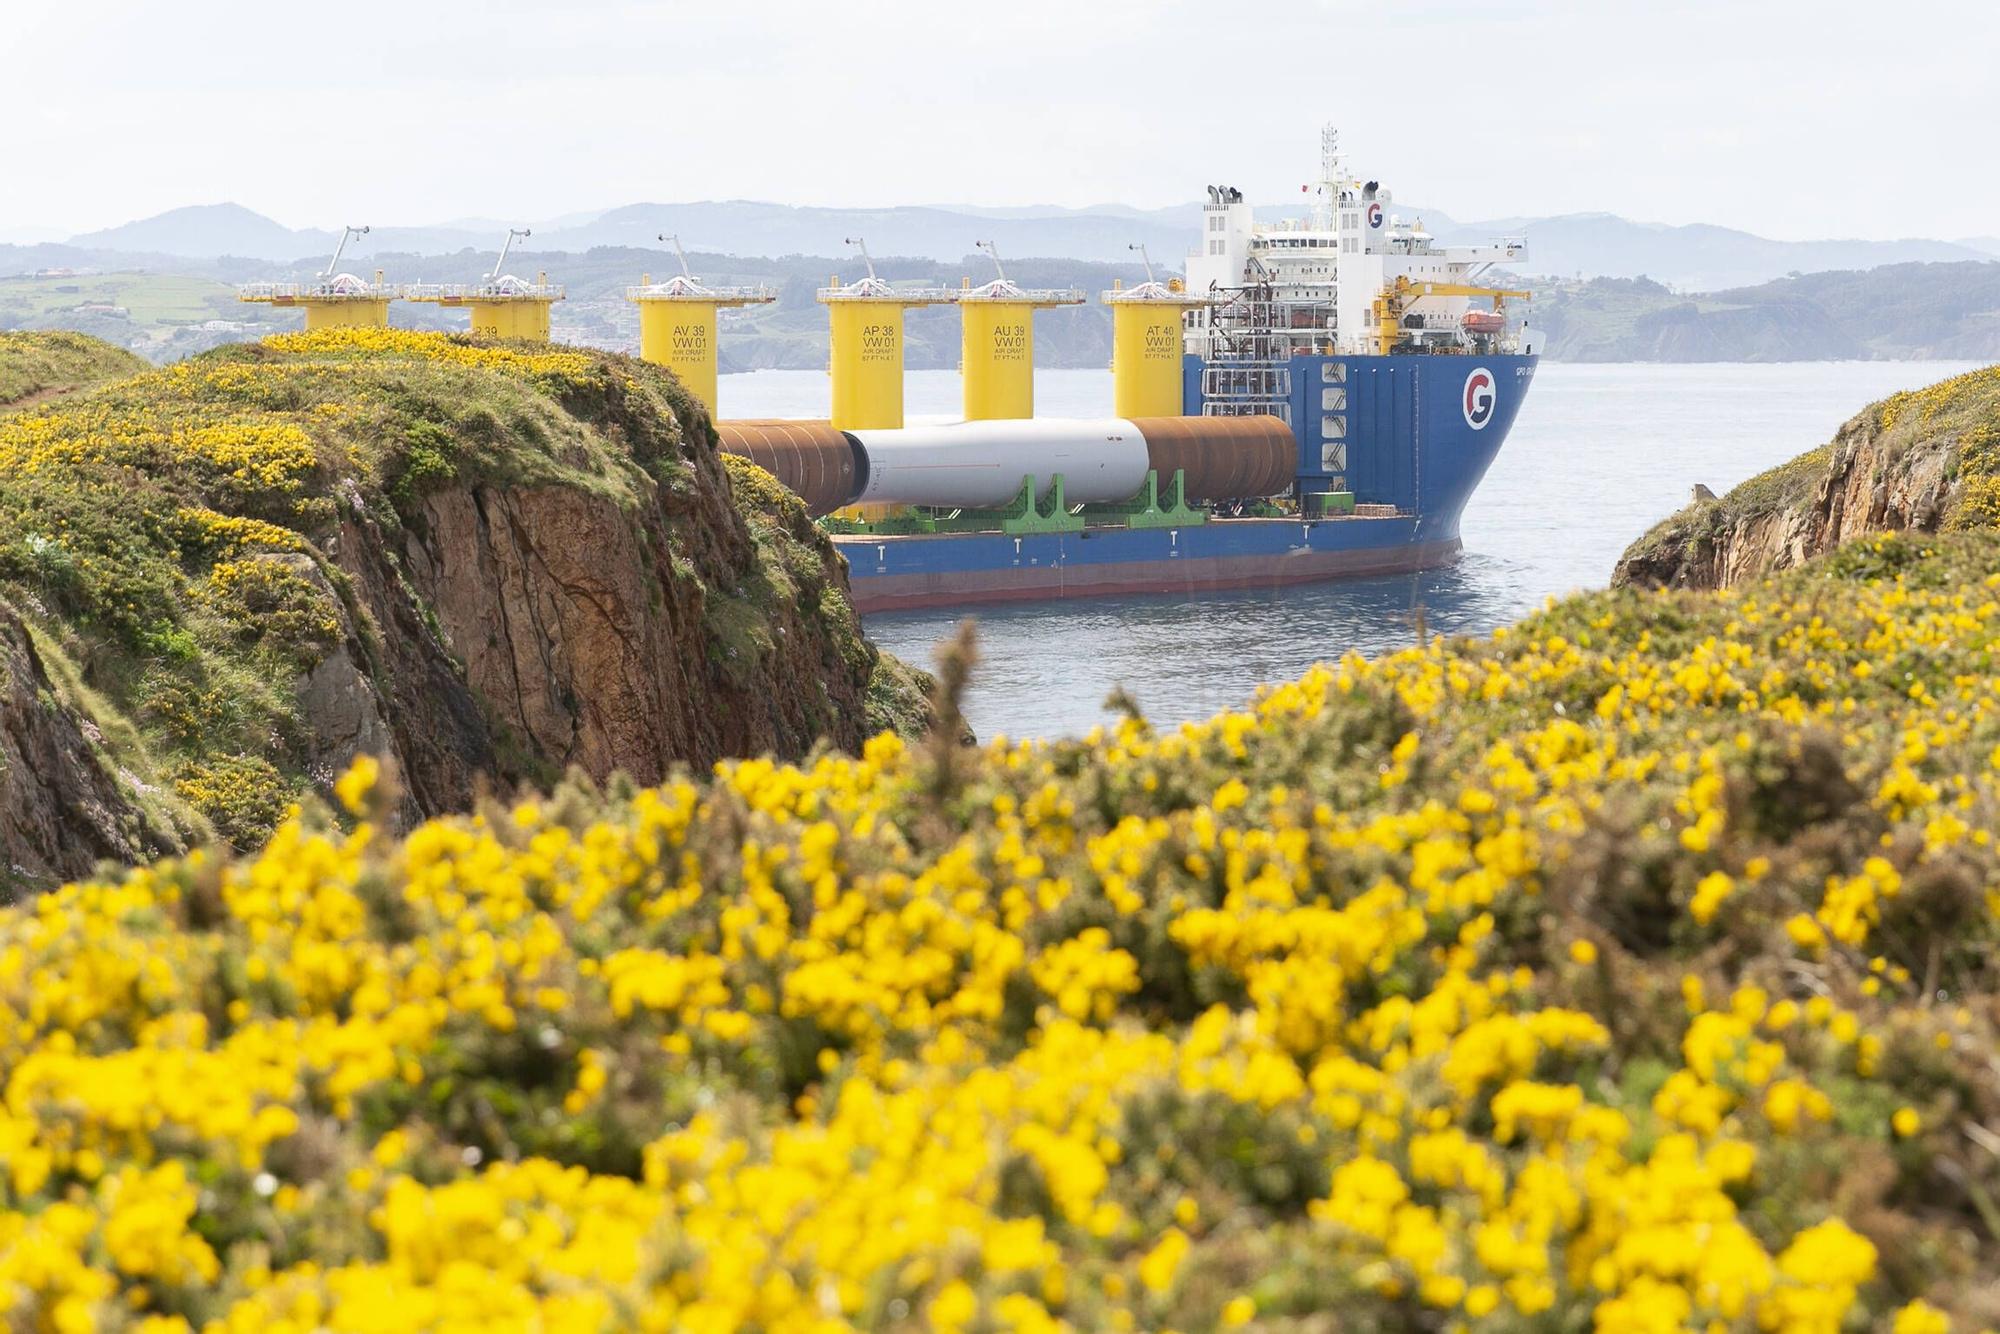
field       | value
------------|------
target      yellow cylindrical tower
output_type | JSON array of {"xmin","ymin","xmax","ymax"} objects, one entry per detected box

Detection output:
[
  {"xmin": 1103, "ymin": 279, "xmax": 1209, "ymax": 419},
  {"xmin": 828, "ymin": 300, "xmax": 907, "ymax": 429},
  {"xmin": 956, "ymin": 275, "xmax": 1084, "ymax": 420},
  {"xmin": 408, "ymin": 269, "xmax": 564, "ymax": 343},
  {"xmin": 238, "ymin": 228, "xmax": 401, "ymax": 332},
  {"xmin": 627, "ymin": 272, "xmax": 777, "ymax": 419},
  {"xmin": 818, "ymin": 274, "xmax": 955, "ymax": 431},
  {"xmin": 303, "ymin": 296, "xmax": 392, "ymax": 330},
  {"xmin": 239, "ymin": 268, "xmax": 399, "ymax": 331},
  {"xmin": 640, "ymin": 302, "xmax": 718, "ymax": 412}
]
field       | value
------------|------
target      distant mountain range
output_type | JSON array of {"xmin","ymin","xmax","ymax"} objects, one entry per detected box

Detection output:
[{"xmin": 42, "ymin": 200, "xmax": 2000, "ymax": 293}]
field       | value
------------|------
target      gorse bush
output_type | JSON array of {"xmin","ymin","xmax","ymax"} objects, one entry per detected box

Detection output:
[
  {"xmin": 0, "ymin": 331, "xmax": 147, "ymax": 408},
  {"xmin": 0, "ymin": 329, "xmax": 664, "ymax": 850},
  {"xmin": 0, "ymin": 327, "xmax": 919, "ymax": 858},
  {"xmin": 3, "ymin": 529, "xmax": 1998, "ymax": 1331}
]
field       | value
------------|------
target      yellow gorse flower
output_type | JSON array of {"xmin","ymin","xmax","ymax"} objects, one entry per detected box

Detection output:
[{"xmin": 3, "ymin": 519, "xmax": 1998, "ymax": 1329}]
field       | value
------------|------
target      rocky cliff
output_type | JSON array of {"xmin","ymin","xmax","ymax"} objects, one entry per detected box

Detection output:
[
  {"xmin": 1614, "ymin": 364, "xmax": 2000, "ymax": 590},
  {"xmin": 0, "ymin": 330, "xmax": 932, "ymax": 888}
]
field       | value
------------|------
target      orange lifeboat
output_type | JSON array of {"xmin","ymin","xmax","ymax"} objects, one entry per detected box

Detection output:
[{"xmin": 1461, "ymin": 310, "xmax": 1507, "ymax": 335}]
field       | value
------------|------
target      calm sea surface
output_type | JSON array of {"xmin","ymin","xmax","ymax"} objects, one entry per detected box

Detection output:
[{"xmin": 719, "ymin": 362, "xmax": 1985, "ymax": 739}]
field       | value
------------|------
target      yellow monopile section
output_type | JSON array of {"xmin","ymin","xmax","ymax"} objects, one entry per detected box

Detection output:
[
  {"xmin": 1103, "ymin": 280, "xmax": 1208, "ymax": 419},
  {"xmin": 303, "ymin": 298, "xmax": 392, "ymax": 331},
  {"xmin": 828, "ymin": 302, "xmax": 908, "ymax": 430},
  {"xmin": 627, "ymin": 274, "xmax": 776, "ymax": 419},
  {"xmin": 468, "ymin": 299, "xmax": 553, "ymax": 341},
  {"xmin": 956, "ymin": 278, "xmax": 1083, "ymax": 421},
  {"xmin": 406, "ymin": 273, "xmax": 564, "ymax": 344},
  {"xmin": 818, "ymin": 274, "xmax": 956, "ymax": 433},
  {"xmin": 639, "ymin": 303, "xmax": 720, "ymax": 415},
  {"xmin": 238, "ymin": 270, "xmax": 399, "ymax": 331},
  {"xmin": 962, "ymin": 301, "xmax": 1033, "ymax": 420}
]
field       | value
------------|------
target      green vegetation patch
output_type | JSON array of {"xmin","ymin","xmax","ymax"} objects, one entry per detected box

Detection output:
[
  {"xmin": 0, "ymin": 330, "xmax": 148, "ymax": 408},
  {"xmin": 2, "ymin": 524, "xmax": 1998, "ymax": 1328},
  {"xmin": 0, "ymin": 329, "xmax": 726, "ymax": 851}
]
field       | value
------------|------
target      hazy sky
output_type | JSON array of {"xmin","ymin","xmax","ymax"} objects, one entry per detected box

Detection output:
[{"xmin": 9, "ymin": 0, "xmax": 1997, "ymax": 241}]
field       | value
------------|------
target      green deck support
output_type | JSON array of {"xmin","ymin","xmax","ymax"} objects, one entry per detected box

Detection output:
[
  {"xmin": 1000, "ymin": 474, "xmax": 1085, "ymax": 535},
  {"xmin": 820, "ymin": 474, "xmax": 1086, "ymax": 537},
  {"xmin": 1081, "ymin": 468, "xmax": 1206, "ymax": 529}
]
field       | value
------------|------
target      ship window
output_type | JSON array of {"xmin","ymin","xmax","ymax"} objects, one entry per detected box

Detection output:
[
  {"xmin": 1321, "ymin": 415, "xmax": 1346, "ymax": 440},
  {"xmin": 1321, "ymin": 441, "xmax": 1347, "ymax": 471},
  {"xmin": 1321, "ymin": 387, "xmax": 1347, "ymax": 410},
  {"xmin": 1321, "ymin": 362, "xmax": 1346, "ymax": 384}
]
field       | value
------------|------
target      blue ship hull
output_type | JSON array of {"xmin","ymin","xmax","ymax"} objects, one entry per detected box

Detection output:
[{"xmin": 837, "ymin": 352, "xmax": 1536, "ymax": 613}]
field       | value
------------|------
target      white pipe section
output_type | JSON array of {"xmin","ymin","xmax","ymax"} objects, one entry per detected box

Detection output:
[{"xmin": 848, "ymin": 418, "xmax": 1153, "ymax": 509}]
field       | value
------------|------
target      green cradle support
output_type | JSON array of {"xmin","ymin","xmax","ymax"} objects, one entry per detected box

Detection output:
[
  {"xmin": 818, "ymin": 474, "xmax": 1087, "ymax": 536},
  {"xmin": 1082, "ymin": 469, "xmax": 1206, "ymax": 529},
  {"xmin": 999, "ymin": 475, "xmax": 1085, "ymax": 535},
  {"xmin": 820, "ymin": 471, "xmax": 1220, "ymax": 537}
]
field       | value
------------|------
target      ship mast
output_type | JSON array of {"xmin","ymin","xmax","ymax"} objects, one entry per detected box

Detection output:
[{"xmin": 1312, "ymin": 125, "xmax": 1340, "ymax": 231}]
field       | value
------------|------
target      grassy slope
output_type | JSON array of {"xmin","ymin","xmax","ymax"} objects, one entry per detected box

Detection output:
[
  {"xmin": 0, "ymin": 329, "xmax": 929, "ymax": 855},
  {"xmin": 0, "ymin": 329, "xmax": 148, "ymax": 408},
  {"xmin": 1620, "ymin": 364, "xmax": 2000, "ymax": 577},
  {"xmin": 0, "ymin": 527, "xmax": 1995, "ymax": 1328}
]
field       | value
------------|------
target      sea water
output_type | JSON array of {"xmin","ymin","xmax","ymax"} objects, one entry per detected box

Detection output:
[{"xmin": 719, "ymin": 361, "xmax": 1985, "ymax": 739}]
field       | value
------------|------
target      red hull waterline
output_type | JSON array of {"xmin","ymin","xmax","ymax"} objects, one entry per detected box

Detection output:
[{"xmin": 841, "ymin": 538, "xmax": 1464, "ymax": 614}]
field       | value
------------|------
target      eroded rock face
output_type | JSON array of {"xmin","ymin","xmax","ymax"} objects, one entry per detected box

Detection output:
[
  {"xmin": 0, "ymin": 341, "xmax": 929, "ymax": 883},
  {"xmin": 0, "ymin": 604, "xmax": 182, "ymax": 888},
  {"xmin": 1614, "ymin": 407, "xmax": 1960, "ymax": 592},
  {"xmin": 317, "ymin": 397, "xmax": 893, "ymax": 817}
]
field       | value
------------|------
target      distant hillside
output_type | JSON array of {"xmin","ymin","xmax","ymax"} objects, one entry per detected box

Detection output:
[
  {"xmin": 48, "ymin": 199, "xmax": 1997, "ymax": 291},
  {"xmin": 1434, "ymin": 212, "xmax": 1989, "ymax": 291},
  {"xmin": 0, "ymin": 246, "xmax": 1152, "ymax": 371},
  {"xmin": 0, "ymin": 270, "xmax": 295, "ymax": 362},
  {"xmin": 70, "ymin": 204, "xmax": 499, "ymax": 264},
  {"xmin": 1534, "ymin": 262, "xmax": 2000, "ymax": 361},
  {"xmin": 69, "ymin": 204, "xmax": 337, "ymax": 263}
]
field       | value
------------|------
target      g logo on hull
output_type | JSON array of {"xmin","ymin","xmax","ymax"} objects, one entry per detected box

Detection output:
[
  {"xmin": 1463, "ymin": 367, "xmax": 1496, "ymax": 430},
  {"xmin": 1366, "ymin": 202, "xmax": 1383, "ymax": 229}
]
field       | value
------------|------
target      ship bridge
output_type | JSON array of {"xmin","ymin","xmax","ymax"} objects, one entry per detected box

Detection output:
[{"xmin": 1185, "ymin": 125, "xmax": 1535, "ymax": 360}]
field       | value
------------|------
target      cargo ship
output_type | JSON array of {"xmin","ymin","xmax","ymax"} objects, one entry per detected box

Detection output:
[
  {"xmin": 715, "ymin": 130, "xmax": 1541, "ymax": 613},
  {"xmin": 244, "ymin": 132, "xmax": 1539, "ymax": 614}
]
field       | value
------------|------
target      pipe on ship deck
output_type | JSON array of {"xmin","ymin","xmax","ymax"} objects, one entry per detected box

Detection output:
[
  {"xmin": 848, "ymin": 418, "xmax": 1152, "ymax": 510},
  {"xmin": 1129, "ymin": 415, "xmax": 1295, "ymax": 502},
  {"xmin": 716, "ymin": 413, "xmax": 1298, "ymax": 517},
  {"xmin": 715, "ymin": 421, "xmax": 863, "ymax": 516}
]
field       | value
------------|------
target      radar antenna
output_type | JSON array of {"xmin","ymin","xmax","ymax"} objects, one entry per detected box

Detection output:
[{"xmin": 322, "ymin": 225, "xmax": 369, "ymax": 278}]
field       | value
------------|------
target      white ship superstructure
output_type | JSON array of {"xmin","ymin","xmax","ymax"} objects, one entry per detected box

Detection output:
[{"xmin": 1184, "ymin": 127, "xmax": 1537, "ymax": 369}]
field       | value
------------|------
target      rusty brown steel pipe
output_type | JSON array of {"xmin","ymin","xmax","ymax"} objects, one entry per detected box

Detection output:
[
  {"xmin": 1129, "ymin": 415, "xmax": 1295, "ymax": 501},
  {"xmin": 714, "ymin": 420, "xmax": 864, "ymax": 516},
  {"xmin": 717, "ymin": 413, "xmax": 1296, "ymax": 515}
]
